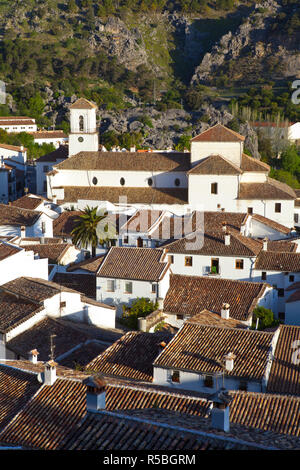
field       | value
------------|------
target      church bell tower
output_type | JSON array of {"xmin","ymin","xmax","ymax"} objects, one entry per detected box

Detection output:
[{"xmin": 68, "ymin": 98, "xmax": 99, "ymax": 157}]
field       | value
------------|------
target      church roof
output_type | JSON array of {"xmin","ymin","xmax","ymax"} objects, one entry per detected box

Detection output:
[
  {"xmin": 69, "ymin": 98, "xmax": 98, "ymax": 110},
  {"xmin": 188, "ymin": 154, "xmax": 242, "ymax": 175},
  {"xmin": 240, "ymin": 154, "xmax": 270, "ymax": 172},
  {"xmin": 55, "ymin": 151, "xmax": 190, "ymax": 172},
  {"xmin": 191, "ymin": 124, "xmax": 245, "ymax": 143},
  {"xmin": 238, "ymin": 178, "xmax": 296, "ymax": 200}
]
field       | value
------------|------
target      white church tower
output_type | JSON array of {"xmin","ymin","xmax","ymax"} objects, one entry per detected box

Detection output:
[{"xmin": 68, "ymin": 98, "xmax": 99, "ymax": 157}]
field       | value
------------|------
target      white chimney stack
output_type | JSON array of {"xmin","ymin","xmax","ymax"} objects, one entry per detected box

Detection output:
[
  {"xmin": 130, "ymin": 146, "xmax": 136, "ymax": 153},
  {"xmin": 52, "ymin": 195, "xmax": 57, "ymax": 205},
  {"xmin": 20, "ymin": 226, "xmax": 26, "ymax": 238},
  {"xmin": 84, "ymin": 375, "xmax": 106, "ymax": 412},
  {"xmin": 28, "ymin": 349, "xmax": 39, "ymax": 364},
  {"xmin": 222, "ymin": 221, "xmax": 227, "ymax": 232},
  {"xmin": 224, "ymin": 352, "xmax": 236, "ymax": 372},
  {"xmin": 44, "ymin": 360, "xmax": 57, "ymax": 386},
  {"xmin": 262, "ymin": 237, "xmax": 268, "ymax": 251},
  {"xmin": 224, "ymin": 232, "xmax": 230, "ymax": 245},
  {"xmin": 211, "ymin": 389, "xmax": 233, "ymax": 433},
  {"xmin": 221, "ymin": 303, "xmax": 230, "ymax": 320}
]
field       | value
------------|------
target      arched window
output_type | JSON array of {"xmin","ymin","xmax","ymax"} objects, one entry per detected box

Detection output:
[
  {"xmin": 79, "ymin": 115, "xmax": 84, "ymax": 132},
  {"xmin": 148, "ymin": 178, "xmax": 153, "ymax": 187},
  {"xmin": 92, "ymin": 177, "xmax": 98, "ymax": 185},
  {"xmin": 120, "ymin": 177, "xmax": 125, "ymax": 186}
]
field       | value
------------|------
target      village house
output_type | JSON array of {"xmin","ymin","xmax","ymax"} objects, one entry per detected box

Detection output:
[
  {"xmin": 0, "ymin": 116, "xmax": 37, "ymax": 133},
  {"xmin": 0, "ymin": 162, "xmax": 17, "ymax": 203},
  {"xmin": 153, "ymin": 319, "xmax": 280, "ymax": 394},
  {"xmin": 30, "ymin": 130, "xmax": 68, "ymax": 148},
  {"xmin": 0, "ymin": 203, "xmax": 53, "ymax": 238},
  {"xmin": 160, "ymin": 273, "xmax": 275, "ymax": 328},
  {"xmin": 96, "ymin": 247, "xmax": 171, "ymax": 315},
  {"xmin": 35, "ymin": 145, "xmax": 68, "ymax": 196},
  {"xmin": 11, "ymin": 193, "xmax": 59, "ymax": 220},
  {"xmin": 0, "ymin": 276, "xmax": 116, "ymax": 359}
]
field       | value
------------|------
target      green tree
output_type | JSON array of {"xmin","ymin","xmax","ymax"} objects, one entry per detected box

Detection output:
[
  {"xmin": 251, "ymin": 306, "xmax": 279, "ymax": 330},
  {"xmin": 71, "ymin": 206, "xmax": 107, "ymax": 257},
  {"xmin": 280, "ymin": 145, "xmax": 300, "ymax": 175},
  {"xmin": 120, "ymin": 297, "xmax": 159, "ymax": 330}
]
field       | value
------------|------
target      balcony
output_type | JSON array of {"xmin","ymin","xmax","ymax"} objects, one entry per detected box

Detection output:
[{"xmin": 202, "ymin": 266, "xmax": 221, "ymax": 276}]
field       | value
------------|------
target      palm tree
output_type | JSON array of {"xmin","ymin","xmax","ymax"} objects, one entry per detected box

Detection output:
[{"xmin": 71, "ymin": 206, "xmax": 108, "ymax": 257}]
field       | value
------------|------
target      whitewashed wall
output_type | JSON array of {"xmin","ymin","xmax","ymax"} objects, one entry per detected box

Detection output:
[
  {"xmin": 188, "ymin": 175, "xmax": 239, "ymax": 211},
  {"xmin": 190, "ymin": 141, "xmax": 243, "ymax": 166},
  {"xmin": 0, "ymin": 249, "xmax": 48, "ymax": 285},
  {"xmin": 285, "ymin": 300, "xmax": 300, "ymax": 325}
]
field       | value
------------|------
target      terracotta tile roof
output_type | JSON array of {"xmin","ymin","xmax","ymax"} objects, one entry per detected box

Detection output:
[
  {"xmin": 58, "ymin": 341, "xmax": 109, "ymax": 369},
  {"xmin": 6, "ymin": 317, "xmax": 93, "ymax": 361},
  {"xmin": 229, "ymin": 391, "xmax": 300, "ymax": 436},
  {"xmin": 53, "ymin": 210, "xmax": 82, "ymax": 237},
  {"xmin": 0, "ymin": 359, "xmax": 89, "ymax": 380},
  {"xmin": 86, "ymin": 331, "xmax": 173, "ymax": 382},
  {"xmin": 55, "ymin": 151, "xmax": 190, "ymax": 172},
  {"xmin": 254, "ymin": 251, "xmax": 300, "ymax": 272},
  {"xmin": 35, "ymin": 145, "xmax": 68, "ymax": 163},
  {"xmin": 121, "ymin": 209, "xmax": 163, "ymax": 233},
  {"xmin": 0, "ymin": 364, "xmax": 41, "ymax": 431},
  {"xmin": 31, "ymin": 130, "xmax": 67, "ymax": 139},
  {"xmin": 191, "ymin": 124, "xmax": 245, "ymax": 142},
  {"xmin": 69, "ymin": 98, "xmax": 98, "ymax": 109},
  {"xmin": 1, "ymin": 277, "xmax": 63, "ymax": 302},
  {"xmin": 56, "ymin": 186, "xmax": 189, "ymax": 206},
  {"xmin": 19, "ymin": 237, "xmax": 64, "ymax": 244},
  {"xmin": 0, "ymin": 241, "xmax": 20, "ymax": 261},
  {"xmin": 267, "ymin": 325, "xmax": 300, "ymax": 396},
  {"xmin": 11, "ymin": 195, "xmax": 44, "ymax": 210},
  {"xmin": 53, "ymin": 272, "xmax": 96, "ymax": 298},
  {"xmin": 60, "ymin": 411, "xmax": 219, "ymax": 451},
  {"xmin": 238, "ymin": 178, "xmax": 296, "ymax": 200},
  {"xmin": 0, "ymin": 143, "xmax": 27, "ymax": 152},
  {"xmin": 0, "ymin": 291, "xmax": 44, "ymax": 334},
  {"xmin": 23, "ymin": 243, "xmax": 73, "ymax": 264},
  {"xmin": 188, "ymin": 310, "xmax": 247, "ymax": 329},
  {"xmin": 0, "ymin": 204, "xmax": 41, "ymax": 226},
  {"xmin": 97, "ymin": 247, "xmax": 169, "ymax": 281},
  {"xmin": 0, "ymin": 377, "xmax": 87, "ymax": 450},
  {"xmin": 188, "ymin": 154, "xmax": 242, "ymax": 175},
  {"xmin": 67, "ymin": 254, "xmax": 105, "ymax": 273},
  {"xmin": 265, "ymin": 240, "xmax": 297, "ymax": 252},
  {"xmin": 104, "ymin": 382, "xmax": 210, "ymax": 416},
  {"xmin": 251, "ymin": 213, "xmax": 291, "ymax": 234},
  {"xmin": 240, "ymin": 153, "xmax": 270, "ymax": 172},
  {"xmin": 163, "ymin": 274, "xmax": 269, "ymax": 322},
  {"xmin": 165, "ymin": 230, "xmax": 262, "ymax": 257},
  {"xmin": 153, "ymin": 322, "xmax": 275, "ymax": 381},
  {"xmin": 0, "ymin": 119, "xmax": 35, "ymax": 126}
]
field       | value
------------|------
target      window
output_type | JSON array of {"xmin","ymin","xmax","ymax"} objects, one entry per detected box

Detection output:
[
  {"xmin": 79, "ymin": 115, "xmax": 84, "ymax": 131},
  {"xmin": 107, "ymin": 280, "xmax": 115, "ymax": 292},
  {"xmin": 168, "ymin": 254, "xmax": 174, "ymax": 264},
  {"xmin": 41, "ymin": 222, "xmax": 46, "ymax": 234},
  {"xmin": 289, "ymin": 275, "xmax": 295, "ymax": 283},
  {"xmin": 247, "ymin": 207, "xmax": 253, "ymax": 214},
  {"xmin": 92, "ymin": 177, "xmax": 98, "ymax": 185},
  {"xmin": 294, "ymin": 214, "xmax": 299, "ymax": 224},
  {"xmin": 211, "ymin": 182, "xmax": 218, "ymax": 194},
  {"xmin": 235, "ymin": 259, "xmax": 244, "ymax": 270},
  {"xmin": 124, "ymin": 281, "xmax": 132, "ymax": 294},
  {"xmin": 261, "ymin": 272, "xmax": 267, "ymax": 281},
  {"xmin": 176, "ymin": 314, "xmax": 184, "ymax": 320},
  {"xmin": 211, "ymin": 258, "xmax": 219, "ymax": 274},
  {"xmin": 203, "ymin": 375, "xmax": 213, "ymax": 388},
  {"xmin": 120, "ymin": 177, "xmax": 125, "ymax": 186},
  {"xmin": 185, "ymin": 256, "xmax": 192, "ymax": 267},
  {"xmin": 43, "ymin": 181, "xmax": 47, "ymax": 192},
  {"xmin": 148, "ymin": 178, "xmax": 153, "ymax": 186},
  {"xmin": 278, "ymin": 311, "xmax": 285, "ymax": 321},
  {"xmin": 43, "ymin": 165, "xmax": 49, "ymax": 173},
  {"xmin": 278, "ymin": 288, "xmax": 284, "ymax": 297},
  {"xmin": 175, "ymin": 178, "xmax": 180, "ymax": 187},
  {"xmin": 171, "ymin": 370, "xmax": 180, "ymax": 383},
  {"xmin": 275, "ymin": 203, "xmax": 281, "ymax": 213},
  {"xmin": 60, "ymin": 301, "xmax": 66, "ymax": 308},
  {"xmin": 123, "ymin": 235, "xmax": 129, "ymax": 244},
  {"xmin": 239, "ymin": 381, "xmax": 248, "ymax": 391},
  {"xmin": 151, "ymin": 283, "xmax": 157, "ymax": 294}
]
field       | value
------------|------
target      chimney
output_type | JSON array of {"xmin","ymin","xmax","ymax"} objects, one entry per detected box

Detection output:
[
  {"xmin": 158, "ymin": 341, "xmax": 166, "ymax": 355},
  {"xmin": 20, "ymin": 145, "xmax": 24, "ymax": 152},
  {"xmin": 84, "ymin": 375, "xmax": 106, "ymax": 412},
  {"xmin": 222, "ymin": 221, "xmax": 227, "ymax": 232},
  {"xmin": 40, "ymin": 237, "xmax": 45, "ymax": 244},
  {"xmin": 52, "ymin": 195, "xmax": 57, "ymax": 205},
  {"xmin": 224, "ymin": 352, "xmax": 236, "ymax": 372},
  {"xmin": 262, "ymin": 237, "xmax": 268, "ymax": 251},
  {"xmin": 44, "ymin": 360, "xmax": 57, "ymax": 386},
  {"xmin": 221, "ymin": 303, "xmax": 230, "ymax": 320},
  {"xmin": 20, "ymin": 226, "xmax": 26, "ymax": 238},
  {"xmin": 130, "ymin": 146, "xmax": 136, "ymax": 152},
  {"xmin": 211, "ymin": 388, "xmax": 233, "ymax": 433},
  {"xmin": 224, "ymin": 232, "xmax": 230, "ymax": 245},
  {"xmin": 28, "ymin": 349, "xmax": 39, "ymax": 364}
]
